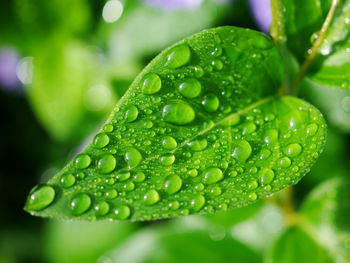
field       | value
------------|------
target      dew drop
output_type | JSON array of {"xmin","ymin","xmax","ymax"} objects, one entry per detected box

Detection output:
[
  {"xmin": 75, "ymin": 154, "xmax": 91, "ymax": 169},
  {"xmin": 60, "ymin": 173, "xmax": 76, "ymax": 188},
  {"xmin": 97, "ymin": 154, "xmax": 116, "ymax": 174},
  {"xmin": 259, "ymin": 149, "xmax": 271, "ymax": 160},
  {"xmin": 125, "ymin": 147, "xmax": 143, "ymax": 168},
  {"xmin": 278, "ymin": 157, "xmax": 291, "ymax": 167},
  {"xmin": 247, "ymin": 180, "xmax": 258, "ymax": 189},
  {"xmin": 241, "ymin": 122, "xmax": 256, "ymax": 135},
  {"xmin": 160, "ymin": 154, "xmax": 175, "ymax": 166},
  {"xmin": 141, "ymin": 73, "xmax": 162, "ymax": 94},
  {"xmin": 259, "ymin": 168, "xmax": 275, "ymax": 185},
  {"xmin": 306, "ymin": 123, "xmax": 318, "ymax": 136},
  {"xmin": 162, "ymin": 136, "xmax": 178, "ymax": 150},
  {"xmin": 284, "ymin": 143, "xmax": 302, "ymax": 157},
  {"xmin": 163, "ymin": 175, "xmax": 182, "ymax": 194},
  {"xmin": 103, "ymin": 124, "xmax": 114, "ymax": 132},
  {"xmin": 114, "ymin": 205, "xmax": 131, "ymax": 220},
  {"xmin": 247, "ymin": 192, "xmax": 257, "ymax": 201},
  {"xmin": 133, "ymin": 172, "xmax": 146, "ymax": 182},
  {"xmin": 165, "ymin": 44, "xmax": 191, "ymax": 69},
  {"xmin": 264, "ymin": 129, "xmax": 278, "ymax": 144},
  {"xmin": 202, "ymin": 167, "xmax": 223, "ymax": 184},
  {"xmin": 162, "ymin": 101, "xmax": 195, "ymax": 125},
  {"xmin": 93, "ymin": 133, "xmax": 110, "ymax": 148},
  {"xmin": 94, "ymin": 201, "xmax": 110, "ymax": 216},
  {"xmin": 125, "ymin": 105, "xmax": 139, "ymax": 122},
  {"xmin": 187, "ymin": 138, "xmax": 207, "ymax": 151},
  {"xmin": 194, "ymin": 66, "xmax": 204, "ymax": 78},
  {"xmin": 202, "ymin": 94, "xmax": 219, "ymax": 112},
  {"xmin": 231, "ymin": 140, "xmax": 252, "ymax": 163},
  {"xmin": 209, "ymin": 185, "xmax": 222, "ymax": 196},
  {"xmin": 105, "ymin": 189, "xmax": 118, "ymax": 199},
  {"xmin": 190, "ymin": 194, "xmax": 206, "ymax": 211},
  {"xmin": 143, "ymin": 189, "xmax": 160, "ymax": 205},
  {"xmin": 169, "ymin": 201, "xmax": 180, "ymax": 210},
  {"xmin": 178, "ymin": 78, "xmax": 202, "ymax": 98},
  {"xmin": 116, "ymin": 171, "xmax": 131, "ymax": 181},
  {"xmin": 26, "ymin": 185, "xmax": 55, "ymax": 211},
  {"xmin": 188, "ymin": 169, "xmax": 198, "ymax": 177},
  {"xmin": 70, "ymin": 193, "xmax": 91, "ymax": 215}
]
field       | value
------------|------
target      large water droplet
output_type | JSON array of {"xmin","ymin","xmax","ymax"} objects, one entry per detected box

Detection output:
[
  {"xmin": 241, "ymin": 122, "xmax": 256, "ymax": 135},
  {"xmin": 190, "ymin": 194, "xmax": 205, "ymax": 211},
  {"xmin": 160, "ymin": 154, "xmax": 175, "ymax": 166},
  {"xmin": 162, "ymin": 101, "xmax": 195, "ymax": 125},
  {"xmin": 93, "ymin": 133, "xmax": 110, "ymax": 148},
  {"xmin": 141, "ymin": 73, "xmax": 162, "ymax": 94},
  {"xmin": 231, "ymin": 140, "xmax": 252, "ymax": 163},
  {"xmin": 143, "ymin": 189, "xmax": 160, "ymax": 205},
  {"xmin": 259, "ymin": 168, "xmax": 275, "ymax": 185},
  {"xmin": 70, "ymin": 193, "xmax": 91, "ymax": 215},
  {"xmin": 284, "ymin": 143, "xmax": 302, "ymax": 157},
  {"xmin": 178, "ymin": 78, "xmax": 201, "ymax": 98},
  {"xmin": 187, "ymin": 138, "xmax": 207, "ymax": 151},
  {"xmin": 163, "ymin": 175, "xmax": 182, "ymax": 194},
  {"xmin": 75, "ymin": 154, "xmax": 91, "ymax": 169},
  {"xmin": 94, "ymin": 201, "xmax": 110, "ymax": 216},
  {"xmin": 133, "ymin": 172, "xmax": 146, "ymax": 182},
  {"xmin": 125, "ymin": 105, "xmax": 139, "ymax": 122},
  {"xmin": 97, "ymin": 154, "xmax": 116, "ymax": 174},
  {"xmin": 116, "ymin": 171, "xmax": 131, "ymax": 181},
  {"xmin": 278, "ymin": 157, "xmax": 291, "ymax": 167},
  {"xmin": 162, "ymin": 136, "xmax": 178, "ymax": 150},
  {"xmin": 125, "ymin": 147, "xmax": 142, "ymax": 168},
  {"xmin": 26, "ymin": 185, "xmax": 55, "ymax": 211},
  {"xmin": 165, "ymin": 44, "xmax": 191, "ymax": 69},
  {"xmin": 114, "ymin": 205, "xmax": 131, "ymax": 220},
  {"xmin": 264, "ymin": 129, "xmax": 278, "ymax": 144},
  {"xmin": 202, "ymin": 94, "xmax": 219, "ymax": 112},
  {"xmin": 306, "ymin": 123, "xmax": 318, "ymax": 136},
  {"xmin": 202, "ymin": 167, "xmax": 223, "ymax": 184},
  {"xmin": 60, "ymin": 173, "xmax": 76, "ymax": 188}
]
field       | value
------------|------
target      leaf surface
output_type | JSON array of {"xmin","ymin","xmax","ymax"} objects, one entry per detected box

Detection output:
[{"xmin": 25, "ymin": 26, "xmax": 326, "ymax": 221}]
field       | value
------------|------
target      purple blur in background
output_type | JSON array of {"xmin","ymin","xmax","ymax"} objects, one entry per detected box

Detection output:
[
  {"xmin": 249, "ymin": 0, "xmax": 272, "ymax": 33},
  {"xmin": 143, "ymin": 0, "xmax": 204, "ymax": 10},
  {"xmin": 0, "ymin": 48, "xmax": 21, "ymax": 92}
]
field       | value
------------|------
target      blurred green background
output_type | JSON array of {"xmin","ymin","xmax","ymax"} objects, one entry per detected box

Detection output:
[{"xmin": 0, "ymin": 0, "xmax": 349, "ymax": 262}]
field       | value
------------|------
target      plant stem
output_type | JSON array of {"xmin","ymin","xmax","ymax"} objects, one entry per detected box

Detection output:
[
  {"xmin": 291, "ymin": 0, "xmax": 341, "ymax": 94},
  {"xmin": 280, "ymin": 187, "xmax": 297, "ymax": 225},
  {"xmin": 270, "ymin": 0, "xmax": 286, "ymax": 45}
]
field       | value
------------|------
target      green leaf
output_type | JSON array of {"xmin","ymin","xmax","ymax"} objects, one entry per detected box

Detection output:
[
  {"xmin": 280, "ymin": 0, "xmax": 350, "ymax": 88},
  {"xmin": 24, "ymin": 26, "xmax": 326, "ymax": 221}
]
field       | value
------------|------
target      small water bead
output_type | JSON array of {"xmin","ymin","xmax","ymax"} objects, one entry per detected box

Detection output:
[
  {"xmin": 141, "ymin": 73, "xmax": 162, "ymax": 94},
  {"xmin": 142, "ymin": 120, "xmax": 153, "ymax": 129},
  {"xmin": 114, "ymin": 205, "xmax": 131, "ymax": 220},
  {"xmin": 115, "ymin": 171, "xmax": 131, "ymax": 181},
  {"xmin": 162, "ymin": 136, "xmax": 178, "ymax": 150},
  {"xmin": 247, "ymin": 192, "xmax": 257, "ymax": 201},
  {"xmin": 124, "ymin": 147, "xmax": 143, "ymax": 168},
  {"xmin": 264, "ymin": 129, "xmax": 278, "ymax": 144},
  {"xmin": 143, "ymin": 189, "xmax": 160, "ymax": 205},
  {"xmin": 178, "ymin": 78, "xmax": 202, "ymax": 98},
  {"xmin": 190, "ymin": 194, "xmax": 206, "ymax": 211},
  {"xmin": 231, "ymin": 140, "xmax": 252, "ymax": 163},
  {"xmin": 306, "ymin": 123, "xmax": 318, "ymax": 136},
  {"xmin": 26, "ymin": 185, "xmax": 55, "ymax": 211},
  {"xmin": 211, "ymin": 59, "xmax": 223, "ymax": 70},
  {"xmin": 211, "ymin": 47, "xmax": 223, "ymax": 57},
  {"xmin": 163, "ymin": 175, "xmax": 182, "ymax": 194},
  {"xmin": 93, "ymin": 133, "xmax": 110, "ymax": 148},
  {"xmin": 284, "ymin": 143, "xmax": 302, "ymax": 157},
  {"xmin": 160, "ymin": 154, "xmax": 175, "ymax": 166},
  {"xmin": 103, "ymin": 124, "xmax": 114, "ymax": 132},
  {"xmin": 278, "ymin": 157, "xmax": 291, "ymax": 168},
  {"xmin": 259, "ymin": 168, "xmax": 275, "ymax": 185},
  {"xmin": 70, "ymin": 193, "xmax": 91, "ymax": 215},
  {"xmin": 75, "ymin": 154, "xmax": 91, "ymax": 169},
  {"xmin": 169, "ymin": 201, "xmax": 180, "ymax": 210},
  {"xmin": 202, "ymin": 94, "xmax": 219, "ymax": 112},
  {"xmin": 60, "ymin": 173, "xmax": 76, "ymax": 188},
  {"xmin": 187, "ymin": 138, "xmax": 207, "ymax": 151},
  {"xmin": 193, "ymin": 65, "xmax": 204, "ymax": 78},
  {"xmin": 123, "ymin": 182, "xmax": 135, "ymax": 191},
  {"xmin": 188, "ymin": 169, "xmax": 198, "ymax": 177},
  {"xmin": 133, "ymin": 172, "xmax": 146, "ymax": 182},
  {"xmin": 203, "ymin": 167, "xmax": 223, "ymax": 184},
  {"xmin": 259, "ymin": 149, "xmax": 271, "ymax": 160},
  {"xmin": 97, "ymin": 154, "xmax": 116, "ymax": 174},
  {"xmin": 94, "ymin": 201, "xmax": 110, "ymax": 216},
  {"xmin": 162, "ymin": 101, "xmax": 195, "ymax": 125},
  {"xmin": 194, "ymin": 183, "xmax": 205, "ymax": 191},
  {"xmin": 105, "ymin": 189, "xmax": 118, "ymax": 199},
  {"xmin": 248, "ymin": 180, "xmax": 258, "ymax": 189},
  {"xmin": 124, "ymin": 105, "xmax": 139, "ymax": 122},
  {"xmin": 165, "ymin": 44, "xmax": 191, "ymax": 69},
  {"xmin": 241, "ymin": 122, "xmax": 256, "ymax": 135},
  {"xmin": 209, "ymin": 185, "xmax": 222, "ymax": 196}
]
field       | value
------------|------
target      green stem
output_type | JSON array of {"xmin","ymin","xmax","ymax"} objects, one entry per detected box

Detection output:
[
  {"xmin": 291, "ymin": 0, "xmax": 342, "ymax": 94},
  {"xmin": 270, "ymin": 0, "xmax": 286, "ymax": 45}
]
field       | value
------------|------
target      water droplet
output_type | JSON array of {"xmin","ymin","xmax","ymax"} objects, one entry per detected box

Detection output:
[
  {"xmin": 75, "ymin": 154, "xmax": 91, "ymax": 169},
  {"xmin": 169, "ymin": 201, "xmax": 180, "ymax": 210},
  {"xmin": 278, "ymin": 157, "xmax": 291, "ymax": 167},
  {"xmin": 188, "ymin": 169, "xmax": 198, "ymax": 177},
  {"xmin": 105, "ymin": 189, "xmax": 118, "ymax": 199},
  {"xmin": 125, "ymin": 147, "xmax": 143, "ymax": 168},
  {"xmin": 259, "ymin": 149, "xmax": 271, "ymax": 160},
  {"xmin": 241, "ymin": 122, "xmax": 256, "ymax": 135},
  {"xmin": 60, "ymin": 173, "xmax": 76, "ymax": 188},
  {"xmin": 202, "ymin": 94, "xmax": 219, "ymax": 112},
  {"xmin": 187, "ymin": 138, "xmax": 207, "ymax": 151},
  {"xmin": 160, "ymin": 154, "xmax": 175, "ymax": 166},
  {"xmin": 247, "ymin": 192, "xmax": 257, "ymax": 201},
  {"xmin": 26, "ymin": 185, "xmax": 55, "ymax": 211},
  {"xmin": 116, "ymin": 171, "xmax": 131, "ymax": 181},
  {"xmin": 70, "ymin": 193, "xmax": 91, "ymax": 215},
  {"xmin": 202, "ymin": 167, "xmax": 223, "ymax": 184},
  {"xmin": 231, "ymin": 140, "xmax": 252, "ymax": 163},
  {"xmin": 190, "ymin": 194, "xmax": 205, "ymax": 211},
  {"xmin": 211, "ymin": 59, "xmax": 223, "ymax": 70},
  {"xmin": 133, "ymin": 172, "xmax": 146, "ymax": 182},
  {"xmin": 165, "ymin": 44, "xmax": 191, "ymax": 69},
  {"xmin": 247, "ymin": 180, "xmax": 258, "ymax": 189},
  {"xmin": 178, "ymin": 78, "xmax": 202, "ymax": 98},
  {"xmin": 103, "ymin": 124, "xmax": 114, "ymax": 132},
  {"xmin": 143, "ymin": 189, "xmax": 160, "ymax": 205},
  {"xmin": 123, "ymin": 182, "xmax": 135, "ymax": 191},
  {"xmin": 306, "ymin": 123, "xmax": 318, "ymax": 136},
  {"xmin": 163, "ymin": 175, "xmax": 182, "ymax": 194},
  {"xmin": 93, "ymin": 133, "xmax": 110, "ymax": 148},
  {"xmin": 141, "ymin": 73, "xmax": 162, "ymax": 94},
  {"xmin": 264, "ymin": 129, "xmax": 278, "ymax": 144},
  {"xmin": 125, "ymin": 105, "xmax": 139, "ymax": 122},
  {"xmin": 284, "ymin": 143, "xmax": 302, "ymax": 157},
  {"xmin": 142, "ymin": 120, "xmax": 154, "ymax": 129},
  {"xmin": 94, "ymin": 201, "xmax": 110, "ymax": 216},
  {"xmin": 97, "ymin": 154, "xmax": 116, "ymax": 174},
  {"xmin": 114, "ymin": 205, "xmax": 131, "ymax": 220},
  {"xmin": 194, "ymin": 66, "xmax": 204, "ymax": 78},
  {"xmin": 259, "ymin": 168, "xmax": 275, "ymax": 185},
  {"xmin": 162, "ymin": 101, "xmax": 195, "ymax": 125},
  {"xmin": 209, "ymin": 185, "xmax": 222, "ymax": 196},
  {"xmin": 162, "ymin": 136, "xmax": 178, "ymax": 150},
  {"xmin": 211, "ymin": 47, "xmax": 222, "ymax": 57}
]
